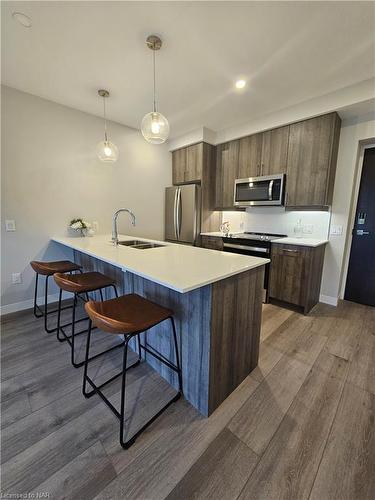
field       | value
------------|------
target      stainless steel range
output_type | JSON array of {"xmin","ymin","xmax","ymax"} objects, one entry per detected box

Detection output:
[{"xmin": 222, "ymin": 232, "xmax": 287, "ymax": 301}]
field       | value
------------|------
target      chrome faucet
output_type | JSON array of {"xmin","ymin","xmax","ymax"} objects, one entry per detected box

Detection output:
[{"xmin": 112, "ymin": 208, "xmax": 136, "ymax": 245}]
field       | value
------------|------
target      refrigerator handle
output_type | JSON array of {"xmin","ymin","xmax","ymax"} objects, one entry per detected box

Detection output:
[
  {"xmin": 173, "ymin": 188, "xmax": 178, "ymax": 240},
  {"xmin": 176, "ymin": 187, "xmax": 182, "ymax": 239}
]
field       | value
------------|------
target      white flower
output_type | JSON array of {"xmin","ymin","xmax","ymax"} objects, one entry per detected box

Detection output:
[{"xmin": 71, "ymin": 222, "xmax": 82, "ymax": 230}]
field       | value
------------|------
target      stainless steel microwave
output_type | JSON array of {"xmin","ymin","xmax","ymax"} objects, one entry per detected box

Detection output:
[{"xmin": 234, "ymin": 174, "xmax": 286, "ymax": 207}]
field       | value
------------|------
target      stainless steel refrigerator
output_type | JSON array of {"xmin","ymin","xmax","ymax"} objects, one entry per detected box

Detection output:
[{"xmin": 165, "ymin": 184, "xmax": 201, "ymax": 244}]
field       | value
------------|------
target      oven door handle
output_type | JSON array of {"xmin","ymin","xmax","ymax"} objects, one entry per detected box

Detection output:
[{"xmin": 223, "ymin": 243, "xmax": 270, "ymax": 253}]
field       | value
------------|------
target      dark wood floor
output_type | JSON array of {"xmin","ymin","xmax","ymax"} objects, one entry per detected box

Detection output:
[{"xmin": 1, "ymin": 299, "xmax": 374, "ymax": 499}]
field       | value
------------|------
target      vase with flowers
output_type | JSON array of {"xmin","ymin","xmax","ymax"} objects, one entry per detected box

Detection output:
[{"xmin": 69, "ymin": 218, "xmax": 91, "ymax": 237}]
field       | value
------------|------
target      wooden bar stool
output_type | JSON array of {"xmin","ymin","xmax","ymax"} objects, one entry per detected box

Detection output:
[
  {"xmin": 30, "ymin": 260, "xmax": 82, "ymax": 333},
  {"xmin": 83, "ymin": 293, "xmax": 182, "ymax": 449},
  {"xmin": 54, "ymin": 271, "xmax": 121, "ymax": 368}
]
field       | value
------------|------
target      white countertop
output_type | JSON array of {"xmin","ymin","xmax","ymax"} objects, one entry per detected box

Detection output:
[
  {"xmin": 201, "ymin": 232, "xmax": 225, "ymax": 237},
  {"xmin": 51, "ymin": 235, "xmax": 269, "ymax": 294},
  {"xmin": 276, "ymin": 237, "xmax": 329, "ymax": 247},
  {"xmin": 200, "ymin": 232, "xmax": 328, "ymax": 247}
]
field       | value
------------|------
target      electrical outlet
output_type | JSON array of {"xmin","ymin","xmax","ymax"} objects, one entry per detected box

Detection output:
[
  {"xmin": 5, "ymin": 220, "xmax": 16, "ymax": 231},
  {"xmin": 12, "ymin": 273, "xmax": 22, "ymax": 284},
  {"xmin": 330, "ymin": 225, "xmax": 343, "ymax": 236},
  {"xmin": 92, "ymin": 221, "xmax": 99, "ymax": 232},
  {"xmin": 239, "ymin": 222, "xmax": 244, "ymax": 230},
  {"xmin": 303, "ymin": 224, "xmax": 314, "ymax": 234}
]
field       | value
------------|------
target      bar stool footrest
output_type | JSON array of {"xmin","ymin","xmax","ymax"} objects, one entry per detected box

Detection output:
[{"xmin": 83, "ymin": 357, "xmax": 142, "ymax": 399}]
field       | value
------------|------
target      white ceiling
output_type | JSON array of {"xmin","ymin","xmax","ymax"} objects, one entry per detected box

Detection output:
[{"xmin": 2, "ymin": 1, "xmax": 375, "ymax": 139}]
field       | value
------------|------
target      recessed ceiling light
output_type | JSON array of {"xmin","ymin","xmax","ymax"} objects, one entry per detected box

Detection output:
[
  {"xmin": 12, "ymin": 12, "xmax": 32, "ymax": 28},
  {"xmin": 235, "ymin": 79, "xmax": 246, "ymax": 89}
]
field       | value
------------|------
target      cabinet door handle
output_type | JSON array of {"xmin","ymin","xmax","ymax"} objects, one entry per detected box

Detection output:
[
  {"xmin": 261, "ymin": 163, "xmax": 264, "ymax": 176},
  {"xmin": 282, "ymin": 248, "xmax": 299, "ymax": 254}
]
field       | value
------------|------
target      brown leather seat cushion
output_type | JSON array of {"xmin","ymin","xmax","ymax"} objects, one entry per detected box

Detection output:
[
  {"xmin": 30, "ymin": 260, "xmax": 81, "ymax": 276},
  {"xmin": 54, "ymin": 271, "xmax": 115, "ymax": 293},
  {"xmin": 85, "ymin": 294, "xmax": 173, "ymax": 335}
]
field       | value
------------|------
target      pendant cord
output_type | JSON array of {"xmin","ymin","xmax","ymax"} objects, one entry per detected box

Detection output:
[
  {"xmin": 103, "ymin": 96, "xmax": 108, "ymax": 142},
  {"xmin": 153, "ymin": 49, "xmax": 157, "ymax": 113}
]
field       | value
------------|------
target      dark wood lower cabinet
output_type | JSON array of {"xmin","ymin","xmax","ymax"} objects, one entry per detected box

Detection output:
[
  {"xmin": 269, "ymin": 243, "xmax": 326, "ymax": 314},
  {"xmin": 200, "ymin": 235, "xmax": 224, "ymax": 251}
]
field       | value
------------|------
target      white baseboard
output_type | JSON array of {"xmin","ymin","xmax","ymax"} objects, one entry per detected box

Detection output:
[
  {"xmin": 0, "ymin": 292, "xmax": 70, "ymax": 316},
  {"xmin": 319, "ymin": 294, "xmax": 338, "ymax": 306}
]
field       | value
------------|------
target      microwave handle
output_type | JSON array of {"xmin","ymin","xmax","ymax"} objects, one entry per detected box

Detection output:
[{"xmin": 268, "ymin": 180, "xmax": 274, "ymax": 201}]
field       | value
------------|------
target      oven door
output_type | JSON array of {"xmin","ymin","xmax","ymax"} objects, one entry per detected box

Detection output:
[
  {"xmin": 222, "ymin": 240, "xmax": 270, "ymax": 302},
  {"xmin": 234, "ymin": 174, "xmax": 285, "ymax": 206}
]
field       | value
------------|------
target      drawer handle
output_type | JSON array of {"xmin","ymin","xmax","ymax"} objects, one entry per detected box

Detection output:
[{"xmin": 282, "ymin": 249, "xmax": 299, "ymax": 253}]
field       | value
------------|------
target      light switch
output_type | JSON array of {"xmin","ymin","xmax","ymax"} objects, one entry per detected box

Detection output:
[
  {"xmin": 12, "ymin": 273, "xmax": 22, "ymax": 284},
  {"xmin": 5, "ymin": 220, "xmax": 16, "ymax": 231}
]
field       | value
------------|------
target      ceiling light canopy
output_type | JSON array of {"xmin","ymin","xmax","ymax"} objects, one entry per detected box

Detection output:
[
  {"xmin": 141, "ymin": 35, "xmax": 170, "ymax": 145},
  {"xmin": 96, "ymin": 89, "xmax": 119, "ymax": 163},
  {"xmin": 235, "ymin": 79, "xmax": 246, "ymax": 89},
  {"xmin": 12, "ymin": 11, "xmax": 32, "ymax": 28}
]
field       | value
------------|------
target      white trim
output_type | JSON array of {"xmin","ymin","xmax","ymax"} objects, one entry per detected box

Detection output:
[
  {"xmin": 319, "ymin": 294, "xmax": 338, "ymax": 306},
  {"xmin": 0, "ymin": 291, "xmax": 70, "ymax": 316},
  {"xmin": 339, "ymin": 140, "xmax": 375, "ymax": 299}
]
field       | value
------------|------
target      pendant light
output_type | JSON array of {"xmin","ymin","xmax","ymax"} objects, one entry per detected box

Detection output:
[
  {"xmin": 96, "ymin": 89, "xmax": 119, "ymax": 163},
  {"xmin": 141, "ymin": 35, "xmax": 170, "ymax": 144}
]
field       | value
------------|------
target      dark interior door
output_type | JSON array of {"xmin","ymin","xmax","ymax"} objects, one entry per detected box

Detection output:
[{"xmin": 345, "ymin": 147, "xmax": 375, "ymax": 306}]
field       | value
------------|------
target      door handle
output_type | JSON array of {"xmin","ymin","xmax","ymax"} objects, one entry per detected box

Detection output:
[
  {"xmin": 173, "ymin": 189, "xmax": 178, "ymax": 240},
  {"xmin": 355, "ymin": 229, "xmax": 370, "ymax": 236}
]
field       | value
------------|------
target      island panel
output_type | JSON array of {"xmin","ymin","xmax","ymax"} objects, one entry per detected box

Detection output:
[{"xmin": 72, "ymin": 249, "xmax": 264, "ymax": 417}]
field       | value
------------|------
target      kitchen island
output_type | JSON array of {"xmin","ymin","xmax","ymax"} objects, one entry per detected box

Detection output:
[{"xmin": 52, "ymin": 234, "xmax": 269, "ymax": 416}]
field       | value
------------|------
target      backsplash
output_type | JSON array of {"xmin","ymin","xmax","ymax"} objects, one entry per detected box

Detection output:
[{"xmin": 221, "ymin": 208, "xmax": 331, "ymax": 239}]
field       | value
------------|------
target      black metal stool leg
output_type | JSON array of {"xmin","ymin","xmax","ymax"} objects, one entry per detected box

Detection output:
[
  {"xmin": 70, "ymin": 293, "xmax": 78, "ymax": 366},
  {"xmin": 56, "ymin": 288, "xmax": 63, "ymax": 341},
  {"xmin": 119, "ymin": 337, "xmax": 131, "ymax": 448},
  {"xmin": 82, "ymin": 319, "xmax": 93, "ymax": 397},
  {"xmin": 33, "ymin": 274, "xmax": 43, "ymax": 318},
  {"xmin": 43, "ymin": 275, "xmax": 58, "ymax": 333}
]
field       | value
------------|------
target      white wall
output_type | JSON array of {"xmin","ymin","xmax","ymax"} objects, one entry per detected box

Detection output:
[
  {"xmin": 321, "ymin": 113, "xmax": 375, "ymax": 303},
  {"xmin": 1, "ymin": 86, "xmax": 171, "ymax": 311}
]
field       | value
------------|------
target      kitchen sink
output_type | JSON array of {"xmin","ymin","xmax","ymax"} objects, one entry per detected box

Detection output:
[
  {"xmin": 117, "ymin": 240, "xmax": 165, "ymax": 249},
  {"xmin": 118, "ymin": 240, "xmax": 146, "ymax": 246},
  {"xmin": 132, "ymin": 243, "xmax": 164, "ymax": 249}
]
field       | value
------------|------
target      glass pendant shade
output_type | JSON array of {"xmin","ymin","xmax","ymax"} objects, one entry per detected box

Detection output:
[
  {"xmin": 96, "ymin": 140, "xmax": 119, "ymax": 163},
  {"xmin": 141, "ymin": 111, "xmax": 170, "ymax": 144}
]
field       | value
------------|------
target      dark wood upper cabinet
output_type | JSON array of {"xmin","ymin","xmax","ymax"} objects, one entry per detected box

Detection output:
[
  {"xmin": 172, "ymin": 143, "xmax": 203, "ymax": 184},
  {"xmin": 174, "ymin": 112, "xmax": 341, "ymax": 211},
  {"xmin": 215, "ymin": 140, "xmax": 239, "ymax": 209},
  {"xmin": 261, "ymin": 125, "xmax": 289, "ymax": 176},
  {"xmin": 238, "ymin": 133, "xmax": 262, "ymax": 178},
  {"xmin": 286, "ymin": 113, "xmax": 341, "ymax": 208},
  {"xmin": 185, "ymin": 143, "xmax": 203, "ymax": 182},
  {"xmin": 172, "ymin": 148, "xmax": 187, "ymax": 185}
]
